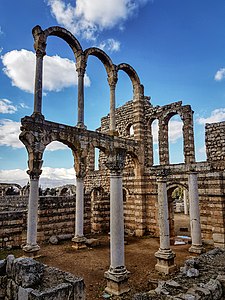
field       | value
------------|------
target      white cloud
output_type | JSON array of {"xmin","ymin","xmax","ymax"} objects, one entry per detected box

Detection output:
[
  {"xmin": 45, "ymin": 141, "xmax": 68, "ymax": 151},
  {"xmin": 168, "ymin": 120, "xmax": 183, "ymax": 143},
  {"xmin": 151, "ymin": 119, "xmax": 183, "ymax": 144},
  {"xmin": 0, "ymin": 167, "xmax": 75, "ymax": 188},
  {"xmin": 0, "ymin": 119, "xmax": 73, "ymax": 151},
  {"xmin": 0, "ymin": 119, "xmax": 23, "ymax": 148},
  {"xmin": 1, "ymin": 49, "xmax": 90, "ymax": 93},
  {"xmin": 198, "ymin": 146, "xmax": 206, "ymax": 154},
  {"xmin": 47, "ymin": 0, "xmax": 150, "ymax": 41},
  {"xmin": 0, "ymin": 99, "xmax": 17, "ymax": 114},
  {"xmin": 98, "ymin": 38, "xmax": 121, "ymax": 52},
  {"xmin": 197, "ymin": 108, "xmax": 225, "ymax": 125},
  {"xmin": 19, "ymin": 103, "xmax": 30, "ymax": 109},
  {"xmin": 215, "ymin": 68, "xmax": 225, "ymax": 81}
]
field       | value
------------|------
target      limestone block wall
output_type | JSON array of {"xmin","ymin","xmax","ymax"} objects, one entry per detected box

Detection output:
[
  {"xmin": 0, "ymin": 196, "xmax": 28, "ymax": 212},
  {"xmin": 0, "ymin": 211, "xmax": 27, "ymax": 248},
  {"xmin": 0, "ymin": 195, "xmax": 92, "ymax": 248},
  {"xmin": 206, "ymin": 121, "xmax": 225, "ymax": 166},
  {"xmin": 0, "ymin": 255, "xmax": 85, "ymax": 300}
]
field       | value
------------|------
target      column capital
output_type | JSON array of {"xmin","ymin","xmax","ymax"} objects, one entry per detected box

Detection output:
[
  {"xmin": 27, "ymin": 158, "xmax": 43, "ymax": 180},
  {"xmin": 32, "ymin": 26, "xmax": 46, "ymax": 58},
  {"xmin": 76, "ymin": 59, "xmax": 87, "ymax": 76},
  {"xmin": 74, "ymin": 162, "xmax": 86, "ymax": 179},
  {"xmin": 187, "ymin": 164, "xmax": 197, "ymax": 173},
  {"xmin": 105, "ymin": 149, "xmax": 126, "ymax": 175},
  {"xmin": 107, "ymin": 72, "xmax": 118, "ymax": 88}
]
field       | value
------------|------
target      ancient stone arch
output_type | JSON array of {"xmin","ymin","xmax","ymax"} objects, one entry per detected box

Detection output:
[{"xmin": 19, "ymin": 25, "xmax": 146, "ymax": 295}]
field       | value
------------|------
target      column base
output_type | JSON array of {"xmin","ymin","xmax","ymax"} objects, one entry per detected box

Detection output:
[
  {"xmin": 189, "ymin": 244, "xmax": 205, "ymax": 254},
  {"xmin": 155, "ymin": 248, "xmax": 176, "ymax": 274},
  {"xmin": 72, "ymin": 236, "xmax": 87, "ymax": 250},
  {"xmin": 23, "ymin": 244, "xmax": 40, "ymax": 258},
  {"xmin": 104, "ymin": 267, "xmax": 130, "ymax": 296},
  {"xmin": 76, "ymin": 122, "xmax": 87, "ymax": 129},
  {"xmin": 31, "ymin": 112, "xmax": 44, "ymax": 121}
]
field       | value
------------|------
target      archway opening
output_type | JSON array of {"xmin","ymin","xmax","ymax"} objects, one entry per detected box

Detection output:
[
  {"xmin": 168, "ymin": 114, "xmax": 184, "ymax": 164},
  {"xmin": 167, "ymin": 185, "xmax": 190, "ymax": 246},
  {"xmin": 42, "ymin": 36, "xmax": 82, "ymax": 126},
  {"xmin": 85, "ymin": 55, "xmax": 110, "ymax": 130},
  {"xmin": 151, "ymin": 119, "xmax": 159, "ymax": 165}
]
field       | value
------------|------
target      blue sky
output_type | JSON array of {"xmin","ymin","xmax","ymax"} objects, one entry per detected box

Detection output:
[{"xmin": 0, "ymin": 0, "xmax": 225, "ymax": 187}]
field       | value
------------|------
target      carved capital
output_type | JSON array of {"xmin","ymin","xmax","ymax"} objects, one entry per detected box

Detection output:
[
  {"xmin": 105, "ymin": 149, "xmax": 126, "ymax": 174},
  {"xmin": 74, "ymin": 158, "xmax": 86, "ymax": 179},
  {"xmin": 76, "ymin": 56, "xmax": 87, "ymax": 76},
  {"xmin": 27, "ymin": 158, "xmax": 43, "ymax": 180},
  {"xmin": 107, "ymin": 69, "xmax": 118, "ymax": 88},
  {"xmin": 32, "ymin": 25, "xmax": 46, "ymax": 58}
]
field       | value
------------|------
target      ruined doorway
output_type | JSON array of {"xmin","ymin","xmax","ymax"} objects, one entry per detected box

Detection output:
[{"xmin": 167, "ymin": 185, "xmax": 190, "ymax": 245}]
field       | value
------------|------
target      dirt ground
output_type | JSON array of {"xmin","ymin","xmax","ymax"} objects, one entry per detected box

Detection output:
[
  {"xmin": 2, "ymin": 214, "xmax": 207, "ymax": 299},
  {"xmin": 36, "ymin": 213, "xmax": 196, "ymax": 299}
]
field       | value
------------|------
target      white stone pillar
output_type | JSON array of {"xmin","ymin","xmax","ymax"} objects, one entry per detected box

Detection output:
[
  {"xmin": 23, "ymin": 176, "xmax": 40, "ymax": 255},
  {"xmin": 109, "ymin": 84, "xmax": 116, "ymax": 133},
  {"xmin": 155, "ymin": 173, "xmax": 176, "ymax": 274},
  {"xmin": 158, "ymin": 177, "xmax": 170, "ymax": 249},
  {"xmin": 104, "ymin": 151, "xmax": 130, "ymax": 296},
  {"xmin": 75, "ymin": 177, "xmax": 84, "ymax": 237},
  {"xmin": 183, "ymin": 189, "xmax": 189, "ymax": 215},
  {"xmin": 188, "ymin": 172, "xmax": 204, "ymax": 253},
  {"xmin": 110, "ymin": 172, "xmax": 125, "ymax": 268},
  {"xmin": 72, "ymin": 177, "xmax": 86, "ymax": 249}
]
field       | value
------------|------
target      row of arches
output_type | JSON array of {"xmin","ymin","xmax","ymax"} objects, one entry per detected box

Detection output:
[{"xmin": 32, "ymin": 25, "xmax": 143, "ymax": 132}]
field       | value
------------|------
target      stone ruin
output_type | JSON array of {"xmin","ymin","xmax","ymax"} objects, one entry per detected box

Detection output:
[
  {"xmin": 0, "ymin": 255, "xmax": 84, "ymax": 300},
  {"xmin": 0, "ymin": 25, "xmax": 225, "ymax": 297},
  {"xmin": 134, "ymin": 248, "xmax": 225, "ymax": 299}
]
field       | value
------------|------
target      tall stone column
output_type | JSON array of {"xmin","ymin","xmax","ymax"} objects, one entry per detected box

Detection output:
[
  {"xmin": 108, "ymin": 69, "xmax": 118, "ymax": 135},
  {"xmin": 183, "ymin": 189, "xmax": 189, "ymax": 215},
  {"xmin": 188, "ymin": 171, "xmax": 204, "ymax": 253},
  {"xmin": 76, "ymin": 56, "xmax": 86, "ymax": 129},
  {"xmin": 72, "ymin": 160, "xmax": 87, "ymax": 249},
  {"xmin": 32, "ymin": 26, "xmax": 46, "ymax": 117},
  {"xmin": 104, "ymin": 150, "xmax": 130, "ymax": 296},
  {"xmin": 155, "ymin": 170, "xmax": 176, "ymax": 274},
  {"xmin": 23, "ymin": 159, "xmax": 42, "ymax": 257}
]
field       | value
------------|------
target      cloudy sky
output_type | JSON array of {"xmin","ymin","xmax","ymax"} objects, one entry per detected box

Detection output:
[{"xmin": 0, "ymin": 0, "xmax": 225, "ymax": 187}]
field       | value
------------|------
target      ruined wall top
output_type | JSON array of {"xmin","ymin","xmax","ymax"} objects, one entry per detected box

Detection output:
[{"xmin": 206, "ymin": 121, "xmax": 225, "ymax": 169}]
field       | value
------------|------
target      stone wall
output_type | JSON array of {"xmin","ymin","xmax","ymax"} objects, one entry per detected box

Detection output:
[
  {"xmin": 0, "ymin": 195, "xmax": 93, "ymax": 249},
  {"xmin": 0, "ymin": 255, "xmax": 85, "ymax": 300},
  {"xmin": 85, "ymin": 99, "xmax": 225, "ymax": 247},
  {"xmin": 206, "ymin": 121, "xmax": 225, "ymax": 167}
]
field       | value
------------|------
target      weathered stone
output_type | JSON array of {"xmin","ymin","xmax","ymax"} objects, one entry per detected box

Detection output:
[
  {"xmin": 49, "ymin": 235, "xmax": 58, "ymax": 245},
  {"xmin": 85, "ymin": 238, "xmax": 100, "ymax": 247},
  {"xmin": 0, "ymin": 259, "xmax": 6, "ymax": 275}
]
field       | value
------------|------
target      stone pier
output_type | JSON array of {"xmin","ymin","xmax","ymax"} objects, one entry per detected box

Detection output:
[
  {"xmin": 155, "ymin": 172, "xmax": 176, "ymax": 274},
  {"xmin": 72, "ymin": 176, "xmax": 87, "ymax": 249},
  {"xmin": 23, "ymin": 174, "xmax": 41, "ymax": 256},
  {"xmin": 188, "ymin": 171, "xmax": 204, "ymax": 254},
  {"xmin": 104, "ymin": 151, "xmax": 130, "ymax": 296}
]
